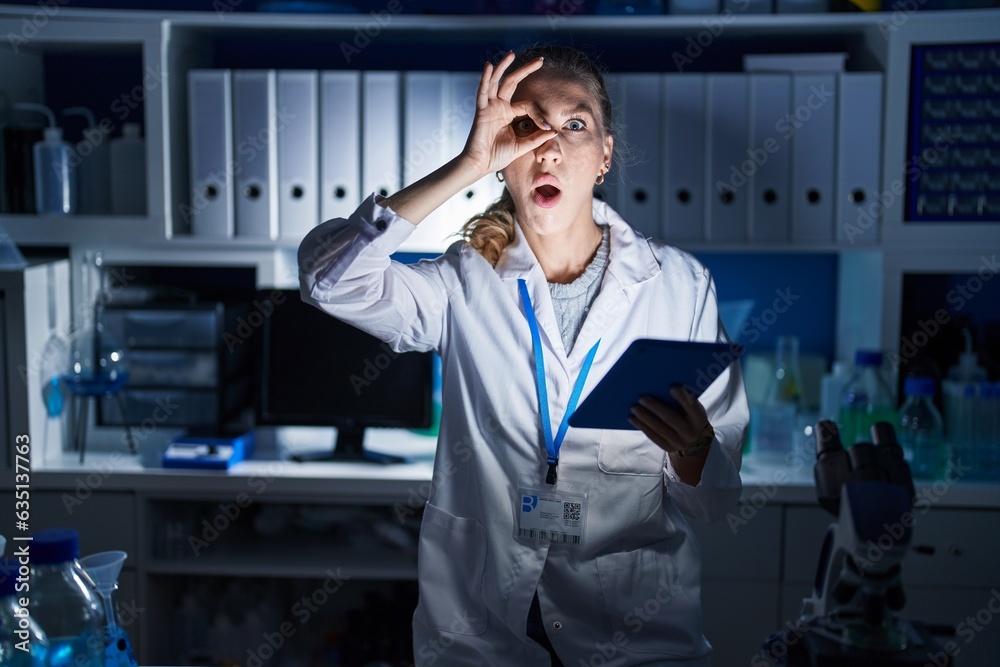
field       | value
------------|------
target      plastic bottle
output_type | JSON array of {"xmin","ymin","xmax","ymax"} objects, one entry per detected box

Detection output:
[
  {"xmin": 0, "ymin": 558, "xmax": 47, "ymax": 666},
  {"xmin": 750, "ymin": 336, "xmax": 804, "ymax": 460},
  {"xmin": 28, "ymin": 529, "xmax": 105, "ymax": 667},
  {"xmin": 109, "ymin": 123, "xmax": 146, "ymax": 215},
  {"xmin": 62, "ymin": 107, "xmax": 111, "ymax": 215},
  {"xmin": 839, "ymin": 350, "xmax": 897, "ymax": 445},
  {"xmin": 898, "ymin": 376, "xmax": 945, "ymax": 480},
  {"xmin": 13, "ymin": 103, "xmax": 76, "ymax": 215},
  {"xmin": 942, "ymin": 329, "xmax": 988, "ymax": 477},
  {"xmin": 820, "ymin": 361, "xmax": 850, "ymax": 421}
]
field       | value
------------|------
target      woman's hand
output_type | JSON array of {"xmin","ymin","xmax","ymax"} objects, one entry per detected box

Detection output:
[
  {"xmin": 461, "ymin": 51, "xmax": 558, "ymax": 178},
  {"xmin": 629, "ymin": 386, "xmax": 715, "ymax": 485}
]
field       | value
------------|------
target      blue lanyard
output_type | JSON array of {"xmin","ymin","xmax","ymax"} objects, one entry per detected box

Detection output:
[{"xmin": 518, "ymin": 279, "xmax": 600, "ymax": 485}]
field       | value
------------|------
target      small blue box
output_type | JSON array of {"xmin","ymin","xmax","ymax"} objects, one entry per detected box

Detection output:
[{"xmin": 162, "ymin": 430, "xmax": 255, "ymax": 470}]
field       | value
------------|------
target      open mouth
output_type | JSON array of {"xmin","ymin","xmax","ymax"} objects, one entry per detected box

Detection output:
[{"xmin": 532, "ymin": 184, "xmax": 562, "ymax": 208}]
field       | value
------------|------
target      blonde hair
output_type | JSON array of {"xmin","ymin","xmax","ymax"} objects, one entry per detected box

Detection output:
[{"xmin": 461, "ymin": 45, "xmax": 617, "ymax": 267}]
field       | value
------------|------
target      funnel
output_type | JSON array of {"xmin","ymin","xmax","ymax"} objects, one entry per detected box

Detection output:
[
  {"xmin": 79, "ymin": 550, "xmax": 127, "ymax": 592},
  {"xmin": 79, "ymin": 550, "xmax": 139, "ymax": 667}
]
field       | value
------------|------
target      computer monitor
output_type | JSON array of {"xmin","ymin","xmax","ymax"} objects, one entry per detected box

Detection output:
[{"xmin": 256, "ymin": 289, "xmax": 434, "ymax": 463}]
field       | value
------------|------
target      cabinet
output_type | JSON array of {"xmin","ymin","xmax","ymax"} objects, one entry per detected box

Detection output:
[{"xmin": 95, "ymin": 301, "xmax": 252, "ymax": 429}]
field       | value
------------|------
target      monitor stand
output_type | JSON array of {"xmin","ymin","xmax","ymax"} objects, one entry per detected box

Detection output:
[{"xmin": 289, "ymin": 423, "xmax": 407, "ymax": 464}]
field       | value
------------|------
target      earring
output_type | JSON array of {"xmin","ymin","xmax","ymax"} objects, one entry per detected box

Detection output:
[
  {"xmin": 496, "ymin": 171, "xmax": 504, "ymax": 183},
  {"xmin": 595, "ymin": 173, "xmax": 605, "ymax": 185}
]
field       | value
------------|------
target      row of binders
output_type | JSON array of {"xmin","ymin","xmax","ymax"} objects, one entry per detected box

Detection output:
[
  {"xmin": 187, "ymin": 69, "xmax": 501, "ymax": 252},
  {"xmin": 187, "ymin": 69, "xmax": 882, "ymax": 249},
  {"xmin": 602, "ymin": 72, "xmax": 884, "ymax": 245}
]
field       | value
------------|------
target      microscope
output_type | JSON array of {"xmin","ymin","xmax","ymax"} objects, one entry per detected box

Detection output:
[{"xmin": 759, "ymin": 420, "xmax": 955, "ymax": 666}]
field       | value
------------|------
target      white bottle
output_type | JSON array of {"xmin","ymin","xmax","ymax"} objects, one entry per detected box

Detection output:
[
  {"xmin": 14, "ymin": 102, "xmax": 76, "ymax": 215},
  {"xmin": 110, "ymin": 122, "xmax": 146, "ymax": 215},
  {"xmin": 62, "ymin": 106, "xmax": 112, "ymax": 215},
  {"xmin": 942, "ymin": 329, "xmax": 988, "ymax": 476},
  {"xmin": 819, "ymin": 360, "xmax": 850, "ymax": 422}
]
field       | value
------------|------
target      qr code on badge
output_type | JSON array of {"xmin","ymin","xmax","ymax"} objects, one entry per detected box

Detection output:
[{"xmin": 563, "ymin": 502, "xmax": 581, "ymax": 522}]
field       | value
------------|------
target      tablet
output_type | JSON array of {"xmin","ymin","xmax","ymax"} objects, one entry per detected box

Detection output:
[{"xmin": 568, "ymin": 338, "xmax": 743, "ymax": 430}]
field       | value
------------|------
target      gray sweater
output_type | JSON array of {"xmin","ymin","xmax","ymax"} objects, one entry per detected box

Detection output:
[{"xmin": 547, "ymin": 224, "xmax": 611, "ymax": 355}]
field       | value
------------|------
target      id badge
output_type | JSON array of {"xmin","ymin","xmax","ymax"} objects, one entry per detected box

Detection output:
[{"xmin": 515, "ymin": 478, "xmax": 589, "ymax": 545}]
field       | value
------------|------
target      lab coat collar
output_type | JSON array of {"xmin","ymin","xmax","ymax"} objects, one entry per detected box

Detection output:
[
  {"xmin": 493, "ymin": 198, "xmax": 662, "ymax": 287},
  {"xmin": 493, "ymin": 199, "xmax": 662, "ymax": 364}
]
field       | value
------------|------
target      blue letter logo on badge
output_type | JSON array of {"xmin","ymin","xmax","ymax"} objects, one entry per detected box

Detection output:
[{"xmin": 521, "ymin": 495, "xmax": 538, "ymax": 512}]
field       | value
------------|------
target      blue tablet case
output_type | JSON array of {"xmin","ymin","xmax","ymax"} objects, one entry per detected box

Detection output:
[{"xmin": 568, "ymin": 338, "xmax": 743, "ymax": 431}]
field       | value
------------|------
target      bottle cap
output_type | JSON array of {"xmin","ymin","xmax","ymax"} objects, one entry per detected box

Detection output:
[
  {"xmin": 0, "ymin": 558, "xmax": 22, "ymax": 597},
  {"xmin": 854, "ymin": 350, "xmax": 883, "ymax": 367},
  {"xmin": 904, "ymin": 376, "xmax": 936, "ymax": 397},
  {"xmin": 30, "ymin": 528, "xmax": 80, "ymax": 564}
]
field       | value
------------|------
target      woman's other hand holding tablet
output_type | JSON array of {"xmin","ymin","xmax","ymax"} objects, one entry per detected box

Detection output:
[{"xmin": 629, "ymin": 386, "xmax": 715, "ymax": 485}]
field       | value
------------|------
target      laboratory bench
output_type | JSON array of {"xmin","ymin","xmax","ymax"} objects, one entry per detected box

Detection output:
[{"xmin": 2, "ymin": 428, "xmax": 998, "ymax": 666}]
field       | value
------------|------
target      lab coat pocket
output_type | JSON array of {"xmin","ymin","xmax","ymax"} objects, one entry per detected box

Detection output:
[
  {"xmin": 598, "ymin": 430, "xmax": 667, "ymax": 476},
  {"xmin": 414, "ymin": 502, "xmax": 488, "ymax": 636},
  {"xmin": 595, "ymin": 537, "xmax": 702, "ymax": 656}
]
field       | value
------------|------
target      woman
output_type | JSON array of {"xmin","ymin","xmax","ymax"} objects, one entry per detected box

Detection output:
[{"xmin": 299, "ymin": 46, "xmax": 748, "ymax": 667}]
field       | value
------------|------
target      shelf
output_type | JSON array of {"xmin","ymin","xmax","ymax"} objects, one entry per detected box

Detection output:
[{"xmin": 145, "ymin": 542, "xmax": 417, "ymax": 580}]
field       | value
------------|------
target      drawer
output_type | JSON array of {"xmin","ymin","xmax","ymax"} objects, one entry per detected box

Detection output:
[
  {"xmin": 785, "ymin": 505, "xmax": 1000, "ymax": 589},
  {"xmin": 114, "ymin": 348, "xmax": 247, "ymax": 387},
  {"xmin": 691, "ymin": 504, "xmax": 782, "ymax": 582},
  {"xmin": 99, "ymin": 380, "xmax": 249, "ymax": 427},
  {"xmin": 98, "ymin": 307, "xmax": 223, "ymax": 349}
]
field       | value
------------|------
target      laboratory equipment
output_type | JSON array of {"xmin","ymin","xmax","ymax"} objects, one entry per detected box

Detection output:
[
  {"xmin": 79, "ymin": 551, "xmax": 138, "ymax": 667},
  {"xmin": 819, "ymin": 361, "xmax": 849, "ymax": 422},
  {"xmin": 750, "ymin": 336, "xmax": 805, "ymax": 461},
  {"xmin": 28, "ymin": 529, "xmax": 105, "ymax": 667},
  {"xmin": 109, "ymin": 123, "xmax": 146, "ymax": 215},
  {"xmin": 839, "ymin": 350, "xmax": 896, "ymax": 446},
  {"xmin": 942, "ymin": 329, "xmax": 991, "ymax": 478},
  {"xmin": 759, "ymin": 421, "xmax": 953, "ymax": 666},
  {"xmin": 13, "ymin": 103, "xmax": 76, "ymax": 215},
  {"xmin": 898, "ymin": 376, "xmax": 945, "ymax": 480},
  {"xmin": 62, "ymin": 107, "xmax": 111, "ymax": 215},
  {"xmin": 0, "ymin": 557, "xmax": 47, "ymax": 666},
  {"xmin": 62, "ymin": 250, "xmax": 132, "ymax": 462},
  {"xmin": 256, "ymin": 288, "xmax": 434, "ymax": 462}
]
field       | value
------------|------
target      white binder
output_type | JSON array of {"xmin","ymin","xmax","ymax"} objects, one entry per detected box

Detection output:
[
  {"xmin": 232, "ymin": 70, "xmax": 278, "ymax": 239},
  {"xmin": 616, "ymin": 73, "xmax": 661, "ymax": 238},
  {"xmin": 790, "ymin": 73, "xmax": 837, "ymax": 242},
  {"xmin": 836, "ymin": 73, "xmax": 883, "ymax": 245},
  {"xmin": 705, "ymin": 74, "xmax": 749, "ymax": 242},
  {"xmin": 187, "ymin": 69, "xmax": 234, "ymax": 237},
  {"xmin": 320, "ymin": 70, "xmax": 361, "ymax": 223},
  {"xmin": 276, "ymin": 70, "xmax": 319, "ymax": 240},
  {"xmin": 447, "ymin": 71, "xmax": 503, "ymax": 249},
  {"xmin": 662, "ymin": 74, "xmax": 706, "ymax": 243},
  {"xmin": 400, "ymin": 71, "xmax": 453, "ymax": 253},
  {"xmin": 362, "ymin": 71, "xmax": 402, "ymax": 202},
  {"xmin": 747, "ymin": 73, "xmax": 791, "ymax": 243}
]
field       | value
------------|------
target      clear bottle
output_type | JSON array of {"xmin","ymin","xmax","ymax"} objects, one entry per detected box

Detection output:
[
  {"xmin": 765, "ymin": 335, "xmax": 807, "ymax": 410},
  {"xmin": 839, "ymin": 350, "xmax": 897, "ymax": 445},
  {"xmin": 898, "ymin": 376, "xmax": 945, "ymax": 480},
  {"xmin": 13, "ymin": 103, "xmax": 76, "ymax": 215},
  {"xmin": 750, "ymin": 335, "xmax": 804, "ymax": 460},
  {"xmin": 0, "ymin": 558, "xmax": 47, "ymax": 666},
  {"xmin": 29, "ymin": 529, "xmax": 105, "ymax": 667}
]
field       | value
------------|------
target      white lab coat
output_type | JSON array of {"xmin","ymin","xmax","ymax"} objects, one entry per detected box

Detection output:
[{"xmin": 298, "ymin": 194, "xmax": 749, "ymax": 667}]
